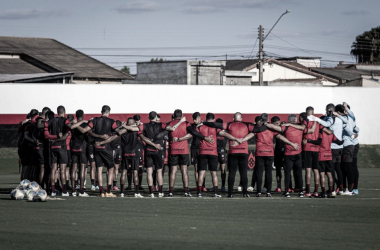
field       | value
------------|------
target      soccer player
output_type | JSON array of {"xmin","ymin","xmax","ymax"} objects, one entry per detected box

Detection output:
[
  {"xmin": 264, "ymin": 114, "xmax": 302, "ymax": 198},
  {"xmin": 216, "ymin": 118, "xmax": 228, "ymax": 192},
  {"xmin": 133, "ymin": 114, "xmax": 145, "ymax": 191},
  {"xmin": 137, "ymin": 111, "xmax": 186, "ymax": 198},
  {"xmin": 110, "ymin": 120, "xmax": 122, "ymax": 191},
  {"xmin": 17, "ymin": 113, "xmax": 31, "ymax": 180},
  {"xmin": 69, "ymin": 110, "xmax": 89, "ymax": 197},
  {"xmin": 272, "ymin": 116, "xmax": 285, "ymax": 193},
  {"xmin": 22, "ymin": 109, "xmax": 40, "ymax": 181}
]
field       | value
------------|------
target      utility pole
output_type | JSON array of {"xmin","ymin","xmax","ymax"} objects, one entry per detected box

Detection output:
[{"xmin": 258, "ymin": 25, "xmax": 264, "ymax": 86}]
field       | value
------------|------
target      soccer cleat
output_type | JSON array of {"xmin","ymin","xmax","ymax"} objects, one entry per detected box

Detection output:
[
  {"xmin": 255, "ymin": 193, "xmax": 262, "ymax": 197},
  {"xmin": 304, "ymin": 193, "xmax": 312, "ymax": 198},
  {"xmin": 243, "ymin": 194, "xmax": 250, "ymax": 198},
  {"xmin": 168, "ymin": 193, "xmax": 174, "ymax": 197},
  {"xmin": 71, "ymin": 192, "xmax": 77, "ymax": 197},
  {"xmin": 126, "ymin": 186, "xmax": 132, "ymax": 191},
  {"xmin": 100, "ymin": 193, "xmax": 105, "ymax": 198},
  {"xmin": 148, "ymin": 193, "xmax": 155, "ymax": 198},
  {"xmin": 62, "ymin": 192, "xmax": 69, "ymax": 197},
  {"xmin": 184, "ymin": 193, "xmax": 192, "ymax": 197},
  {"xmin": 273, "ymin": 187, "xmax": 282, "ymax": 193},
  {"xmin": 95, "ymin": 186, "xmax": 100, "ymax": 190},
  {"xmin": 214, "ymin": 194, "xmax": 222, "ymax": 198},
  {"xmin": 337, "ymin": 191, "xmax": 344, "ymax": 195},
  {"xmin": 105, "ymin": 192, "xmax": 117, "ymax": 198},
  {"xmin": 247, "ymin": 186, "xmax": 254, "ymax": 192},
  {"xmin": 320, "ymin": 193, "xmax": 327, "ymax": 198},
  {"xmin": 120, "ymin": 193, "xmax": 125, "ymax": 198},
  {"xmin": 299, "ymin": 192, "xmax": 304, "ymax": 198},
  {"xmin": 112, "ymin": 186, "xmax": 120, "ymax": 191},
  {"xmin": 202, "ymin": 187, "xmax": 207, "ymax": 192},
  {"xmin": 158, "ymin": 193, "xmax": 164, "ymax": 197},
  {"xmin": 237, "ymin": 186, "xmax": 242, "ymax": 192},
  {"xmin": 79, "ymin": 192, "xmax": 89, "ymax": 197},
  {"xmin": 312, "ymin": 192, "xmax": 319, "ymax": 198},
  {"xmin": 343, "ymin": 190, "xmax": 353, "ymax": 196},
  {"xmin": 353, "ymin": 189, "xmax": 359, "ymax": 195},
  {"xmin": 266, "ymin": 193, "xmax": 272, "ymax": 197},
  {"xmin": 282, "ymin": 192, "xmax": 290, "ymax": 198},
  {"xmin": 50, "ymin": 192, "xmax": 57, "ymax": 197},
  {"xmin": 91, "ymin": 185, "xmax": 96, "ymax": 191},
  {"xmin": 197, "ymin": 193, "xmax": 202, "ymax": 198},
  {"xmin": 331, "ymin": 191, "xmax": 336, "ymax": 196},
  {"xmin": 135, "ymin": 193, "xmax": 144, "ymax": 198},
  {"xmin": 221, "ymin": 186, "xmax": 227, "ymax": 193},
  {"xmin": 327, "ymin": 193, "xmax": 336, "ymax": 198}
]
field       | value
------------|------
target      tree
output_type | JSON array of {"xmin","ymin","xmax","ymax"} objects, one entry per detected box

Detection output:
[
  {"xmin": 150, "ymin": 58, "xmax": 165, "ymax": 62},
  {"xmin": 351, "ymin": 26, "xmax": 380, "ymax": 63},
  {"xmin": 120, "ymin": 66, "xmax": 130, "ymax": 75}
]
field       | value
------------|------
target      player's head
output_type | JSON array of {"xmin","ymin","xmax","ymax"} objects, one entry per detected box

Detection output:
[
  {"xmin": 335, "ymin": 104, "xmax": 345, "ymax": 115},
  {"xmin": 206, "ymin": 113, "xmax": 215, "ymax": 122},
  {"xmin": 116, "ymin": 120, "xmax": 122, "ymax": 127},
  {"xmin": 173, "ymin": 109, "xmax": 182, "ymax": 119},
  {"xmin": 299, "ymin": 112, "xmax": 306, "ymax": 123},
  {"xmin": 133, "ymin": 114, "xmax": 141, "ymax": 122},
  {"xmin": 216, "ymin": 118, "xmax": 223, "ymax": 123},
  {"xmin": 127, "ymin": 117, "xmax": 135, "ymax": 125},
  {"xmin": 326, "ymin": 103, "xmax": 335, "ymax": 116},
  {"xmin": 261, "ymin": 113, "xmax": 269, "ymax": 122},
  {"xmin": 192, "ymin": 112, "xmax": 201, "ymax": 124},
  {"xmin": 29, "ymin": 109, "xmax": 39, "ymax": 118},
  {"xmin": 101, "ymin": 105, "xmax": 111, "ymax": 116},
  {"xmin": 46, "ymin": 111, "xmax": 55, "ymax": 121},
  {"xmin": 233, "ymin": 112, "xmax": 242, "ymax": 122},
  {"xmin": 57, "ymin": 105, "xmax": 65, "ymax": 116},
  {"xmin": 149, "ymin": 111, "xmax": 158, "ymax": 121},
  {"xmin": 26, "ymin": 113, "xmax": 30, "ymax": 119},
  {"xmin": 67, "ymin": 114, "xmax": 74, "ymax": 122},
  {"xmin": 41, "ymin": 107, "xmax": 51, "ymax": 116},
  {"xmin": 75, "ymin": 109, "xmax": 84, "ymax": 119},
  {"xmin": 271, "ymin": 116, "xmax": 281, "ymax": 126},
  {"xmin": 306, "ymin": 106, "xmax": 314, "ymax": 116},
  {"xmin": 288, "ymin": 114, "xmax": 297, "ymax": 123},
  {"xmin": 255, "ymin": 115, "xmax": 263, "ymax": 126},
  {"xmin": 156, "ymin": 114, "xmax": 161, "ymax": 122}
]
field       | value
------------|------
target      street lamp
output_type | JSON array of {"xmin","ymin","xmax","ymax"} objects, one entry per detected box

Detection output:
[{"xmin": 258, "ymin": 10, "xmax": 291, "ymax": 85}]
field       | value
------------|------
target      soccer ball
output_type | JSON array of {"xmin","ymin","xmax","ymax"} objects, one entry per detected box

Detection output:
[
  {"xmin": 29, "ymin": 182, "xmax": 41, "ymax": 192},
  {"xmin": 27, "ymin": 190, "xmax": 37, "ymax": 201},
  {"xmin": 10, "ymin": 189, "xmax": 17, "ymax": 200},
  {"xmin": 14, "ymin": 189, "xmax": 25, "ymax": 200},
  {"xmin": 35, "ymin": 190, "xmax": 47, "ymax": 201},
  {"xmin": 20, "ymin": 179, "xmax": 31, "ymax": 188}
]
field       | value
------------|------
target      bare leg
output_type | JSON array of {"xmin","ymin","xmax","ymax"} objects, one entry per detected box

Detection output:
[
  {"xmin": 181, "ymin": 165, "xmax": 189, "ymax": 188},
  {"xmin": 71, "ymin": 163, "xmax": 78, "ymax": 193},
  {"xmin": 97, "ymin": 166, "xmax": 103, "ymax": 194},
  {"xmin": 197, "ymin": 170, "xmax": 206, "ymax": 194},
  {"xmin": 305, "ymin": 168, "xmax": 311, "ymax": 193},
  {"xmin": 211, "ymin": 171, "xmax": 219, "ymax": 190},
  {"xmin": 169, "ymin": 165, "xmax": 178, "ymax": 192},
  {"xmin": 79, "ymin": 163, "xmax": 86, "ymax": 194},
  {"xmin": 50, "ymin": 163, "xmax": 58, "ymax": 193},
  {"xmin": 313, "ymin": 169, "xmax": 320, "ymax": 193}
]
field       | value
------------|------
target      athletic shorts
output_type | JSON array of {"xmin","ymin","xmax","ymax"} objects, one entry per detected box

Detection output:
[
  {"xmin": 145, "ymin": 150, "xmax": 163, "ymax": 169},
  {"xmin": 87, "ymin": 143, "xmax": 95, "ymax": 163},
  {"xmin": 319, "ymin": 161, "xmax": 333, "ymax": 173},
  {"xmin": 122, "ymin": 156, "xmax": 139, "ymax": 170},
  {"xmin": 217, "ymin": 152, "xmax": 227, "ymax": 164},
  {"xmin": 303, "ymin": 151, "xmax": 319, "ymax": 170},
  {"xmin": 191, "ymin": 149, "xmax": 200, "ymax": 165},
  {"xmin": 342, "ymin": 145, "xmax": 354, "ymax": 163},
  {"xmin": 113, "ymin": 148, "xmax": 122, "ymax": 165},
  {"xmin": 71, "ymin": 144, "xmax": 88, "ymax": 165},
  {"xmin": 198, "ymin": 154, "xmax": 218, "ymax": 171},
  {"xmin": 51, "ymin": 145, "xmax": 68, "ymax": 165},
  {"xmin": 94, "ymin": 144, "xmax": 114, "ymax": 169},
  {"xmin": 169, "ymin": 154, "xmax": 190, "ymax": 166},
  {"xmin": 353, "ymin": 144, "xmax": 360, "ymax": 159},
  {"xmin": 331, "ymin": 148, "xmax": 343, "ymax": 163},
  {"xmin": 33, "ymin": 145, "xmax": 45, "ymax": 165}
]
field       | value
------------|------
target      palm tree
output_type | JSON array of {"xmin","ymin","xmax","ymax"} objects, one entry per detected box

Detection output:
[{"xmin": 351, "ymin": 26, "xmax": 380, "ymax": 63}]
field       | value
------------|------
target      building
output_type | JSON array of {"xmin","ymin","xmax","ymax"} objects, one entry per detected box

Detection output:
[{"xmin": 0, "ymin": 36, "xmax": 133, "ymax": 84}]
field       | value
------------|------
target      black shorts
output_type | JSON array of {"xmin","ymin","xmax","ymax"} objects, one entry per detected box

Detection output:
[
  {"xmin": 198, "ymin": 154, "xmax": 218, "ymax": 171},
  {"xmin": 87, "ymin": 143, "xmax": 95, "ymax": 163},
  {"xmin": 113, "ymin": 149, "xmax": 122, "ymax": 165},
  {"xmin": 71, "ymin": 145, "xmax": 88, "ymax": 165},
  {"xmin": 191, "ymin": 149, "xmax": 200, "ymax": 165},
  {"xmin": 169, "ymin": 154, "xmax": 190, "ymax": 166},
  {"xmin": 342, "ymin": 145, "xmax": 354, "ymax": 163},
  {"xmin": 353, "ymin": 144, "xmax": 360, "ymax": 159},
  {"xmin": 145, "ymin": 150, "xmax": 163, "ymax": 169},
  {"xmin": 331, "ymin": 148, "xmax": 343, "ymax": 163},
  {"xmin": 94, "ymin": 144, "xmax": 114, "ymax": 169},
  {"xmin": 122, "ymin": 156, "xmax": 139, "ymax": 170},
  {"xmin": 303, "ymin": 151, "xmax": 319, "ymax": 170},
  {"xmin": 319, "ymin": 161, "xmax": 333, "ymax": 173},
  {"xmin": 51, "ymin": 146, "xmax": 68, "ymax": 165},
  {"xmin": 217, "ymin": 152, "xmax": 227, "ymax": 164},
  {"xmin": 33, "ymin": 145, "xmax": 45, "ymax": 165}
]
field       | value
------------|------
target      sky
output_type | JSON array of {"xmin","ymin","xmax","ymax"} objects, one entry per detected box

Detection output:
[{"xmin": 0, "ymin": 0, "xmax": 378, "ymax": 74}]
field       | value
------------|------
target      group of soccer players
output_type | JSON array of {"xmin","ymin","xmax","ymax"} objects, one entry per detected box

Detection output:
[{"xmin": 17, "ymin": 102, "xmax": 360, "ymax": 198}]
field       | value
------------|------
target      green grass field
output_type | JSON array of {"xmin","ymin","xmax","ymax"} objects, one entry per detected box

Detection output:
[{"xmin": 0, "ymin": 147, "xmax": 379, "ymax": 250}]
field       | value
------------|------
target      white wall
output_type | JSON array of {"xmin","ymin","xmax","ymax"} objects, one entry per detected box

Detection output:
[
  {"xmin": 0, "ymin": 84, "xmax": 378, "ymax": 144},
  {"xmin": 248, "ymin": 63, "xmax": 317, "ymax": 82}
]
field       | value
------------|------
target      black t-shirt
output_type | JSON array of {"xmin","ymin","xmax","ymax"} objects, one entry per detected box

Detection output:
[
  {"xmin": 217, "ymin": 136, "xmax": 228, "ymax": 153},
  {"xmin": 138, "ymin": 122, "xmax": 166, "ymax": 151},
  {"xmin": 88, "ymin": 116, "xmax": 117, "ymax": 142},
  {"xmin": 71, "ymin": 123, "xmax": 88, "ymax": 149},
  {"xmin": 274, "ymin": 132, "xmax": 285, "ymax": 155},
  {"xmin": 110, "ymin": 136, "xmax": 121, "ymax": 150},
  {"xmin": 121, "ymin": 131, "xmax": 139, "ymax": 155},
  {"xmin": 190, "ymin": 124, "xmax": 200, "ymax": 150}
]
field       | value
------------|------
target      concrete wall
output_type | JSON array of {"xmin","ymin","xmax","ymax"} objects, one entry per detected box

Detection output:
[
  {"xmin": 136, "ymin": 61, "xmax": 188, "ymax": 84},
  {"xmin": 0, "ymin": 84, "xmax": 379, "ymax": 144},
  {"xmin": 188, "ymin": 60, "xmax": 225, "ymax": 85}
]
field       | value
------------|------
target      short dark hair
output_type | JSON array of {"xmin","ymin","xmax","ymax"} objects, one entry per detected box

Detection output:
[
  {"xmin": 206, "ymin": 113, "xmax": 215, "ymax": 120},
  {"xmin": 76, "ymin": 109, "xmax": 84, "ymax": 118},
  {"xmin": 326, "ymin": 103, "xmax": 335, "ymax": 111},
  {"xmin": 67, "ymin": 114, "xmax": 74, "ymax": 121},
  {"xmin": 306, "ymin": 106, "xmax": 314, "ymax": 112},
  {"xmin": 347, "ymin": 105, "xmax": 351, "ymax": 110},
  {"xmin": 255, "ymin": 115, "xmax": 261, "ymax": 123},
  {"xmin": 299, "ymin": 112, "xmax": 307, "ymax": 121},
  {"xmin": 42, "ymin": 107, "xmax": 50, "ymax": 113},
  {"xmin": 116, "ymin": 120, "xmax": 122, "ymax": 127},
  {"xmin": 288, "ymin": 114, "xmax": 297, "ymax": 123},
  {"xmin": 26, "ymin": 113, "xmax": 30, "ymax": 119},
  {"xmin": 133, "ymin": 114, "xmax": 141, "ymax": 121},
  {"xmin": 271, "ymin": 116, "xmax": 280, "ymax": 123},
  {"xmin": 157, "ymin": 114, "xmax": 161, "ymax": 118},
  {"xmin": 261, "ymin": 113, "xmax": 269, "ymax": 122},
  {"xmin": 57, "ymin": 105, "xmax": 65, "ymax": 115},
  {"xmin": 192, "ymin": 112, "xmax": 201, "ymax": 120},
  {"xmin": 149, "ymin": 111, "xmax": 157, "ymax": 120},
  {"xmin": 46, "ymin": 111, "xmax": 55, "ymax": 120},
  {"xmin": 335, "ymin": 104, "xmax": 345, "ymax": 113},
  {"xmin": 101, "ymin": 105, "xmax": 110, "ymax": 114},
  {"xmin": 29, "ymin": 109, "xmax": 39, "ymax": 118},
  {"xmin": 216, "ymin": 118, "xmax": 223, "ymax": 123},
  {"xmin": 127, "ymin": 117, "xmax": 134, "ymax": 124},
  {"xmin": 173, "ymin": 109, "xmax": 182, "ymax": 118}
]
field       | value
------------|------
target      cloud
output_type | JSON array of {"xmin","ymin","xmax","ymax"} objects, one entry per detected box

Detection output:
[
  {"xmin": 0, "ymin": 9, "xmax": 70, "ymax": 20},
  {"xmin": 342, "ymin": 10, "xmax": 369, "ymax": 16},
  {"xmin": 114, "ymin": 1, "xmax": 160, "ymax": 14},
  {"xmin": 182, "ymin": 6, "xmax": 222, "ymax": 14}
]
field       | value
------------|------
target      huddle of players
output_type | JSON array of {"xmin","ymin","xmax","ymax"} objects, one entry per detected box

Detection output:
[{"xmin": 17, "ymin": 102, "xmax": 359, "ymax": 198}]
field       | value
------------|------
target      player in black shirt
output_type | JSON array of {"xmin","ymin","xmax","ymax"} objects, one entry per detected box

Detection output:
[
  {"xmin": 216, "ymin": 118, "xmax": 228, "ymax": 192},
  {"xmin": 133, "ymin": 114, "xmax": 145, "ymax": 191},
  {"xmin": 272, "ymin": 116, "xmax": 286, "ymax": 192}
]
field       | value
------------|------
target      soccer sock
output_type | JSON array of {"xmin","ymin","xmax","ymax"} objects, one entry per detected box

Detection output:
[
  {"xmin": 321, "ymin": 187, "xmax": 326, "ymax": 195},
  {"xmin": 198, "ymin": 186, "xmax": 202, "ymax": 194},
  {"xmin": 329, "ymin": 186, "xmax": 333, "ymax": 193},
  {"xmin": 134, "ymin": 185, "xmax": 139, "ymax": 194},
  {"xmin": 214, "ymin": 186, "xmax": 218, "ymax": 194},
  {"xmin": 306, "ymin": 184, "xmax": 310, "ymax": 193},
  {"xmin": 138, "ymin": 169, "xmax": 143, "ymax": 186},
  {"xmin": 339, "ymin": 184, "xmax": 343, "ymax": 191},
  {"xmin": 314, "ymin": 184, "xmax": 319, "ymax": 193},
  {"xmin": 113, "ymin": 181, "xmax": 117, "ymax": 187},
  {"xmin": 91, "ymin": 179, "xmax": 95, "ymax": 185},
  {"xmin": 99, "ymin": 186, "xmax": 103, "ymax": 194},
  {"xmin": 80, "ymin": 188, "xmax": 84, "ymax": 194},
  {"xmin": 202, "ymin": 177, "xmax": 206, "ymax": 187},
  {"xmin": 106, "ymin": 185, "xmax": 112, "ymax": 193},
  {"xmin": 62, "ymin": 184, "xmax": 67, "ymax": 193},
  {"xmin": 127, "ymin": 169, "xmax": 132, "ymax": 187},
  {"xmin": 72, "ymin": 185, "xmax": 75, "ymax": 192},
  {"xmin": 149, "ymin": 186, "xmax": 153, "ymax": 194},
  {"xmin": 96, "ymin": 180, "xmax": 99, "ymax": 186},
  {"xmin": 221, "ymin": 172, "xmax": 226, "ymax": 187},
  {"xmin": 169, "ymin": 187, "xmax": 174, "ymax": 193},
  {"xmin": 184, "ymin": 187, "xmax": 188, "ymax": 193},
  {"xmin": 121, "ymin": 184, "xmax": 125, "ymax": 193},
  {"xmin": 51, "ymin": 185, "xmax": 55, "ymax": 193},
  {"xmin": 159, "ymin": 185, "xmax": 163, "ymax": 193}
]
